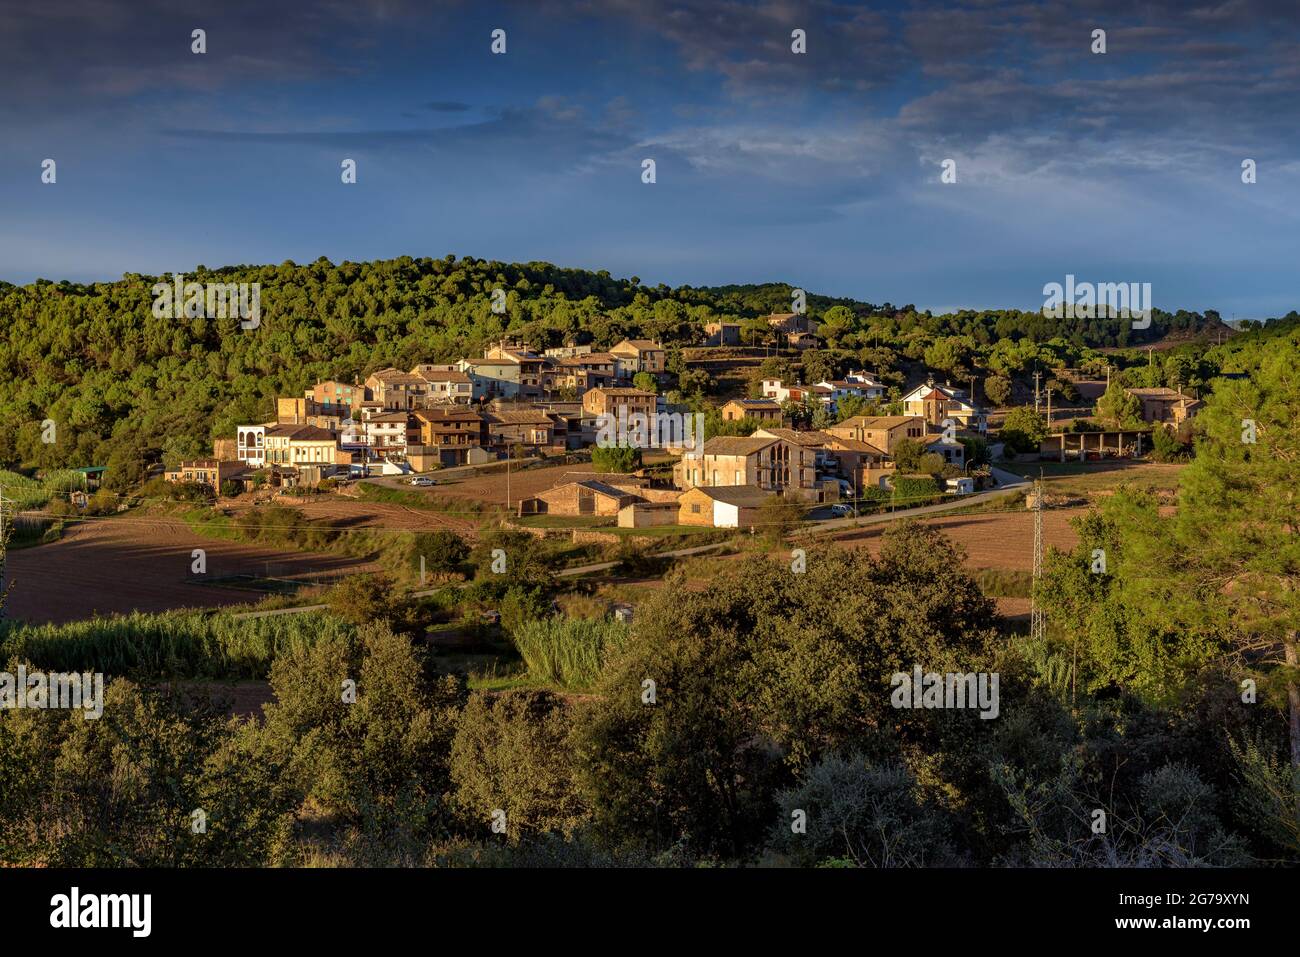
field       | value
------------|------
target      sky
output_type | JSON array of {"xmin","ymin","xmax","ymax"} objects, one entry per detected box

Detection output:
[{"xmin": 1, "ymin": 0, "xmax": 1298, "ymax": 318}]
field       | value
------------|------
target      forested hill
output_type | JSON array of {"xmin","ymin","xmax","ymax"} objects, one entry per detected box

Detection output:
[{"xmin": 0, "ymin": 254, "xmax": 1254, "ymax": 478}]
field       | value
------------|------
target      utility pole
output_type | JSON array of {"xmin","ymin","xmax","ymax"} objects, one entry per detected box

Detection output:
[
  {"xmin": 1033, "ymin": 371, "xmax": 1042, "ymax": 414},
  {"xmin": 1030, "ymin": 476, "xmax": 1046, "ymax": 646},
  {"xmin": 1046, "ymin": 387, "xmax": 1053, "ymax": 430},
  {"xmin": 0, "ymin": 488, "xmax": 7, "ymax": 607}
]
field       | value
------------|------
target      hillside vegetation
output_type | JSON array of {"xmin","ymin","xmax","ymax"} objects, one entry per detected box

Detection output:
[{"xmin": 0, "ymin": 255, "xmax": 1256, "ymax": 483}]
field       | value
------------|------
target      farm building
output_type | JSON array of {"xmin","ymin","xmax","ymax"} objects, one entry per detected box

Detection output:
[
  {"xmin": 1039, "ymin": 429, "xmax": 1153, "ymax": 461},
  {"xmin": 618, "ymin": 500, "xmax": 681, "ymax": 528},
  {"xmin": 677, "ymin": 485, "xmax": 772, "ymax": 529},
  {"xmin": 519, "ymin": 480, "xmax": 643, "ymax": 517}
]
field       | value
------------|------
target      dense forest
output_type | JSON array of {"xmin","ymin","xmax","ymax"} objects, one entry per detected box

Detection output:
[{"xmin": 0, "ymin": 255, "xmax": 1259, "ymax": 484}]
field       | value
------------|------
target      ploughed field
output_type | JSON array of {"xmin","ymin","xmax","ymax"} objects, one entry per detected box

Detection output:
[
  {"xmin": 826, "ymin": 507, "xmax": 1083, "ymax": 570},
  {"xmin": 4, "ymin": 512, "xmax": 376, "ymax": 624}
]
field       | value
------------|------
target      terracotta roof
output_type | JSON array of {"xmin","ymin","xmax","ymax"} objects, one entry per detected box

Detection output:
[
  {"xmin": 421, "ymin": 370, "xmax": 471, "ymax": 383},
  {"xmin": 701, "ymin": 435, "xmax": 779, "ymax": 456},
  {"xmin": 1126, "ymin": 387, "xmax": 1198, "ymax": 401},
  {"xmin": 687, "ymin": 485, "xmax": 775, "ymax": 507},
  {"xmin": 725, "ymin": 398, "xmax": 782, "ymax": 409},
  {"xmin": 826, "ymin": 436, "xmax": 886, "ymax": 455},
  {"xmin": 612, "ymin": 339, "xmax": 663, "ymax": 352},
  {"xmin": 412, "ymin": 408, "xmax": 483, "ymax": 423},
  {"xmin": 370, "ymin": 370, "xmax": 424, "ymax": 385},
  {"xmin": 591, "ymin": 387, "xmax": 657, "ymax": 397},
  {"xmin": 836, "ymin": 415, "xmax": 921, "ymax": 429},
  {"xmin": 755, "ymin": 427, "xmax": 827, "ymax": 447},
  {"xmin": 266, "ymin": 424, "xmax": 337, "ymax": 441},
  {"xmin": 538, "ymin": 480, "xmax": 636, "ymax": 501},
  {"xmin": 488, "ymin": 410, "xmax": 555, "ymax": 425}
]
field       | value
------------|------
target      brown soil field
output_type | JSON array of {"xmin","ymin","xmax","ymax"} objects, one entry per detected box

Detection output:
[
  {"xmin": 228, "ymin": 497, "xmax": 479, "ymax": 536},
  {"xmin": 4, "ymin": 514, "xmax": 376, "ymax": 625},
  {"xmin": 825, "ymin": 507, "xmax": 1083, "ymax": 570},
  {"xmin": 430, "ymin": 456, "xmax": 673, "ymax": 508}
]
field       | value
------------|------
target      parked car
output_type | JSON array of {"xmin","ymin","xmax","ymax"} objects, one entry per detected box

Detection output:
[
  {"xmin": 409, "ymin": 477, "xmax": 435, "ymax": 487},
  {"xmin": 830, "ymin": 503, "xmax": 857, "ymax": 518}
]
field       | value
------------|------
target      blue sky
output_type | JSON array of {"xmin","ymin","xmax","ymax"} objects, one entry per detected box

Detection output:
[{"xmin": 2, "ymin": 0, "xmax": 1298, "ymax": 317}]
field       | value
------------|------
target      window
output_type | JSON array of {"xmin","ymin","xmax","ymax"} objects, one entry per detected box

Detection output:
[{"xmin": 691, "ymin": 503, "xmax": 701, "ymax": 514}]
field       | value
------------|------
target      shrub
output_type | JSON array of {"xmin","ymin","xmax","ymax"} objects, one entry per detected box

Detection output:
[
  {"xmin": 450, "ymin": 691, "xmax": 588, "ymax": 838},
  {"xmin": 767, "ymin": 754, "xmax": 958, "ymax": 867}
]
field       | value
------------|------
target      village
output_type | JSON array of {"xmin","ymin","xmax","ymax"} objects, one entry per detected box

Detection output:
[{"xmin": 160, "ymin": 310, "xmax": 1200, "ymax": 532}]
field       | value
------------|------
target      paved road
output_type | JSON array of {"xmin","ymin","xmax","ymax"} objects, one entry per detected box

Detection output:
[
  {"xmin": 801, "ymin": 465, "xmax": 1030, "ymax": 536},
  {"xmin": 357, "ymin": 455, "xmax": 543, "ymax": 491}
]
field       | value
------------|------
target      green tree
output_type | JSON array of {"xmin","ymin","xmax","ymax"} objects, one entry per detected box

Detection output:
[
  {"xmin": 984, "ymin": 375, "xmax": 1012, "ymax": 407},
  {"xmin": 632, "ymin": 371, "xmax": 658, "ymax": 394},
  {"xmin": 591, "ymin": 444, "xmax": 641, "ymax": 473},
  {"xmin": 1000, "ymin": 406, "xmax": 1048, "ymax": 454},
  {"xmin": 891, "ymin": 438, "xmax": 925, "ymax": 472},
  {"xmin": 450, "ymin": 691, "xmax": 588, "ymax": 839},
  {"xmin": 1095, "ymin": 382, "xmax": 1144, "ymax": 429}
]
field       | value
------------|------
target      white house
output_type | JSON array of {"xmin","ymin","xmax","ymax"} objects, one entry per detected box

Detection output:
[
  {"xmin": 845, "ymin": 370, "xmax": 887, "ymax": 397},
  {"xmin": 902, "ymin": 381, "xmax": 985, "ymax": 432},
  {"xmin": 235, "ymin": 424, "xmax": 268, "ymax": 468},
  {"xmin": 761, "ymin": 379, "xmax": 809, "ymax": 404},
  {"xmin": 361, "ymin": 409, "xmax": 409, "ymax": 452},
  {"xmin": 813, "ymin": 378, "xmax": 884, "ymax": 409}
]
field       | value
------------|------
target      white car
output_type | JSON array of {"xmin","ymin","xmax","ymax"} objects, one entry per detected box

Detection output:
[
  {"xmin": 409, "ymin": 477, "xmax": 435, "ymax": 487},
  {"xmin": 830, "ymin": 503, "xmax": 857, "ymax": 518}
]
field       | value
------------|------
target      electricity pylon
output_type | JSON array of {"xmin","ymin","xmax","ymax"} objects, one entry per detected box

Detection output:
[{"xmin": 1030, "ymin": 476, "xmax": 1046, "ymax": 643}]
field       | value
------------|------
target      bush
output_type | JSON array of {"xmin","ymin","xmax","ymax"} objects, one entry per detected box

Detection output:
[
  {"xmin": 767, "ymin": 754, "xmax": 958, "ymax": 867},
  {"xmin": 450, "ymin": 691, "xmax": 588, "ymax": 839},
  {"xmin": 590, "ymin": 444, "xmax": 641, "ymax": 473},
  {"xmin": 1149, "ymin": 425, "xmax": 1189, "ymax": 462},
  {"xmin": 407, "ymin": 530, "xmax": 470, "ymax": 580}
]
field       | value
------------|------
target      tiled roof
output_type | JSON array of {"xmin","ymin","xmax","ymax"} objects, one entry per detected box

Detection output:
[
  {"xmin": 687, "ymin": 485, "xmax": 775, "ymax": 507},
  {"xmin": 836, "ymin": 415, "xmax": 919, "ymax": 429},
  {"xmin": 701, "ymin": 435, "xmax": 779, "ymax": 456}
]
